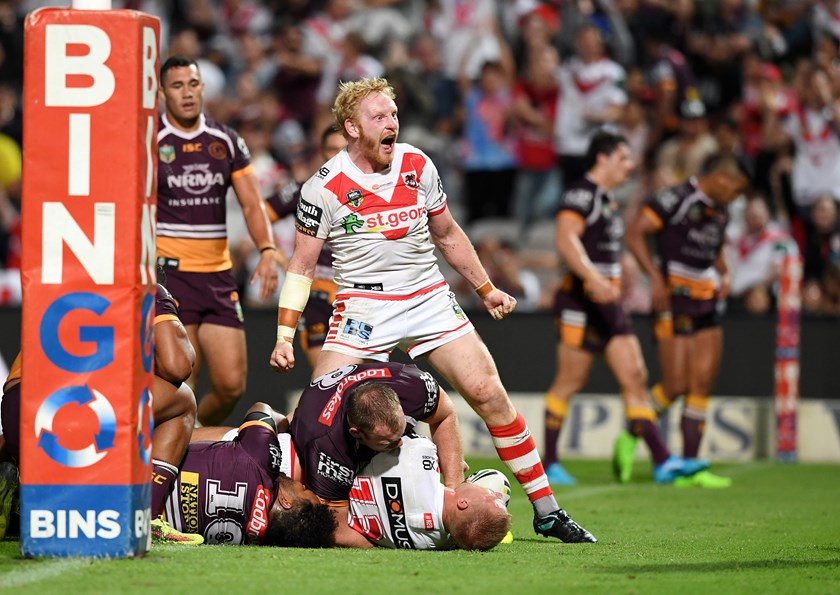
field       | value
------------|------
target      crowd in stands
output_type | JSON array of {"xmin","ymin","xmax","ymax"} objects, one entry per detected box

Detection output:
[{"xmin": 1, "ymin": 0, "xmax": 839, "ymax": 316}]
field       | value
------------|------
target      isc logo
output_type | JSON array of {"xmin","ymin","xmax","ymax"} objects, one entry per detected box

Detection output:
[{"xmin": 30, "ymin": 509, "xmax": 121, "ymax": 539}]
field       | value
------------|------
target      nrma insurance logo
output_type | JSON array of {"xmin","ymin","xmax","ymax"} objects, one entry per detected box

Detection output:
[{"xmin": 35, "ymin": 385, "xmax": 116, "ymax": 467}]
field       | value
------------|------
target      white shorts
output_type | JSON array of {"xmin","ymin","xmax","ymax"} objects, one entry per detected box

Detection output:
[{"xmin": 322, "ymin": 282, "xmax": 475, "ymax": 360}]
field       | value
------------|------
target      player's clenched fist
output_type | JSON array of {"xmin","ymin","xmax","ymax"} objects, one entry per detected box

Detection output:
[{"xmin": 270, "ymin": 341, "xmax": 296, "ymax": 372}]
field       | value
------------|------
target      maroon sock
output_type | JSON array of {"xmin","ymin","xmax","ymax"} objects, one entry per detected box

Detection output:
[
  {"xmin": 151, "ymin": 460, "xmax": 179, "ymax": 518},
  {"xmin": 681, "ymin": 416, "xmax": 705, "ymax": 459},
  {"xmin": 543, "ymin": 411, "xmax": 564, "ymax": 467},
  {"xmin": 629, "ymin": 418, "xmax": 670, "ymax": 465}
]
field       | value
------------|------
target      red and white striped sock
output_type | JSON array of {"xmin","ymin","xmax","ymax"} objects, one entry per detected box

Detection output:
[{"xmin": 489, "ymin": 413, "xmax": 558, "ymax": 516}]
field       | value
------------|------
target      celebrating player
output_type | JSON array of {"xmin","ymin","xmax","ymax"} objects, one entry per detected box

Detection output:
[
  {"xmin": 542, "ymin": 130, "xmax": 709, "ymax": 486},
  {"xmin": 618, "ymin": 153, "xmax": 750, "ymax": 487},
  {"xmin": 157, "ymin": 56, "xmax": 279, "ymax": 425},
  {"xmin": 270, "ymin": 77, "xmax": 595, "ymax": 544}
]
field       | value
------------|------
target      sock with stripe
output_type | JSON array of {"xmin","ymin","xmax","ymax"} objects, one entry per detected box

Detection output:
[
  {"xmin": 489, "ymin": 413, "xmax": 558, "ymax": 517},
  {"xmin": 681, "ymin": 394, "xmax": 709, "ymax": 458},
  {"xmin": 151, "ymin": 459, "xmax": 179, "ymax": 518},
  {"xmin": 626, "ymin": 406, "xmax": 671, "ymax": 466},
  {"xmin": 543, "ymin": 393, "xmax": 568, "ymax": 467}
]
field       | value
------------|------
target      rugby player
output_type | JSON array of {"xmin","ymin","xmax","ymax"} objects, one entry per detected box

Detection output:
[
  {"xmin": 270, "ymin": 77, "xmax": 595, "ymax": 544},
  {"xmin": 618, "ymin": 153, "xmax": 750, "ymax": 488},
  {"xmin": 542, "ymin": 130, "xmax": 709, "ymax": 486},
  {"xmin": 157, "ymin": 56, "xmax": 279, "ymax": 426},
  {"xmin": 349, "ymin": 433, "xmax": 511, "ymax": 551},
  {"xmin": 161, "ymin": 401, "xmax": 336, "ymax": 547}
]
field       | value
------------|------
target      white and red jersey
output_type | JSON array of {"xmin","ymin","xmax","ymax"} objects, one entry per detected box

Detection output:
[
  {"xmin": 554, "ymin": 57, "xmax": 627, "ymax": 156},
  {"xmin": 296, "ymin": 143, "xmax": 448, "ymax": 295},
  {"xmin": 348, "ymin": 434, "xmax": 454, "ymax": 550},
  {"xmin": 782, "ymin": 106, "xmax": 840, "ymax": 205}
]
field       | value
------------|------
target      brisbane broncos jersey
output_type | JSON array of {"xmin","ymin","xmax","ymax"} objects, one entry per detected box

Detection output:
[
  {"xmin": 289, "ymin": 362, "xmax": 441, "ymax": 503},
  {"xmin": 642, "ymin": 179, "xmax": 728, "ymax": 301},
  {"xmin": 556, "ymin": 176, "xmax": 624, "ymax": 283},
  {"xmin": 156, "ymin": 113, "xmax": 253, "ymax": 273},
  {"xmin": 162, "ymin": 419, "xmax": 283, "ymax": 545},
  {"xmin": 296, "ymin": 143, "xmax": 448, "ymax": 295}
]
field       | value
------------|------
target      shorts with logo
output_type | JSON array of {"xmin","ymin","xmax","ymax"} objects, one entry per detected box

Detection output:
[
  {"xmin": 553, "ymin": 283, "xmax": 633, "ymax": 353},
  {"xmin": 162, "ymin": 269, "xmax": 244, "ymax": 329},
  {"xmin": 300, "ymin": 279, "xmax": 337, "ymax": 351},
  {"xmin": 653, "ymin": 294, "xmax": 719, "ymax": 340},
  {"xmin": 323, "ymin": 282, "xmax": 474, "ymax": 360}
]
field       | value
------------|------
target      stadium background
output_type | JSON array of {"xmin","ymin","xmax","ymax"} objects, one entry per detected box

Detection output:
[{"xmin": 3, "ymin": 1, "xmax": 840, "ymax": 463}]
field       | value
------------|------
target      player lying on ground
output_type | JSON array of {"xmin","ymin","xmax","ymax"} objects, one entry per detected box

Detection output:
[
  {"xmin": 195, "ymin": 415, "xmax": 512, "ymax": 550},
  {"xmin": 160, "ymin": 401, "xmax": 336, "ymax": 547}
]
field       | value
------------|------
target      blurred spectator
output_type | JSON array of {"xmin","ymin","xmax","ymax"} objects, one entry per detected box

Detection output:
[
  {"xmin": 735, "ymin": 57, "xmax": 796, "ymax": 195},
  {"xmin": 167, "ymin": 29, "xmax": 227, "ymax": 102},
  {"xmin": 426, "ymin": 0, "xmax": 502, "ymax": 83},
  {"xmin": 554, "ymin": 24, "xmax": 627, "ymax": 186},
  {"xmin": 270, "ymin": 20, "xmax": 323, "ymax": 136},
  {"xmin": 511, "ymin": 43, "xmax": 561, "ymax": 226},
  {"xmin": 316, "ymin": 31, "xmax": 385, "ymax": 120},
  {"xmin": 728, "ymin": 195, "xmax": 796, "ymax": 314},
  {"xmin": 655, "ymin": 95, "xmax": 718, "ymax": 185},
  {"xmin": 767, "ymin": 65, "xmax": 840, "ymax": 222},
  {"xmin": 803, "ymin": 194, "xmax": 840, "ymax": 312},
  {"xmin": 459, "ymin": 58, "xmax": 518, "ymax": 222},
  {"xmin": 640, "ymin": 8, "xmax": 696, "ymax": 149},
  {"xmin": 457, "ymin": 236, "xmax": 542, "ymax": 312},
  {"xmin": 686, "ymin": 0, "xmax": 758, "ymax": 112},
  {"xmin": 558, "ymin": 0, "xmax": 636, "ymax": 68},
  {"xmin": 0, "ymin": 0, "xmax": 24, "ymax": 92}
]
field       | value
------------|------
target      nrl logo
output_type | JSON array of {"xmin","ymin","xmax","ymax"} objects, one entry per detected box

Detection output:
[
  {"xmin": 403, "ymin": 172, "xmax": 418, "ymax": 189},
  {"xmin": 159, "ymin": 144, "xmax": 175, "ymax": 164},
  {"xmin": 346, "ymin": 188, "xmax": 363, "ymax": 208}
]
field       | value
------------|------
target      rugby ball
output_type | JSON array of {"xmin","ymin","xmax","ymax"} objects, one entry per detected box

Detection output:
[{"xmin": 466, "ymin": 469, "xmax": 511, "ymax": 507}]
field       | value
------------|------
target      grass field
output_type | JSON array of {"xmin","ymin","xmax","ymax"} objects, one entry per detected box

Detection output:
[{"xmin": 0, "ymin": 459, "xmax": 838, "ymax": 594}]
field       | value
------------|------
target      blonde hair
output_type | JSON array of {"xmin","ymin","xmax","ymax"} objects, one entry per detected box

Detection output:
[{"xmin": 333, "ymin": 77, "xmax": 396, "ymax": 138}]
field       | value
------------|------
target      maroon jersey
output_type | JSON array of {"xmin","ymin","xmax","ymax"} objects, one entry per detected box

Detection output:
[
  {"xmin": 162, "ymin": 419, "xmax": 283, "ymax": 545},
  {"xmin": 156, "ymin": 113, "xmax": 253, "ymax": 273},
  {"xmin": 290, "ymin": 363, "xmax": 440, "ymax": 502},
  {"xmin": 556, "ymin": 176, "xmax": 624, "ymax": 288},
  {"xmin": 641, "ymin": 179, "xmax": 728, "ymax": 302}
]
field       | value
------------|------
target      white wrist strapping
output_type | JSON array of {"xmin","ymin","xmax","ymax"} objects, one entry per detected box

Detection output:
[{"xmin": 278, "ymin": 272, "xmax": 313, "ymax": 312}]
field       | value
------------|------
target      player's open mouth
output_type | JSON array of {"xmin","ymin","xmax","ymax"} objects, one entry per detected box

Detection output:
[{"xmin": 381, "ymin": 136, "xmax": 396, "ymax": 151}]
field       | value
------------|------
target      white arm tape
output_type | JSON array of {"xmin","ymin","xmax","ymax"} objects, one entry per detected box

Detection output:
[{"xmin": 278, "ymin": 272, "xmax": 313, "ymax": 312}]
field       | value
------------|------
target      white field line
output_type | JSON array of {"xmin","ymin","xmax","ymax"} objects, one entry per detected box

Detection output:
[{"xmin": 0, "ymin": 558, "xmax": 91, "ymax": 589}]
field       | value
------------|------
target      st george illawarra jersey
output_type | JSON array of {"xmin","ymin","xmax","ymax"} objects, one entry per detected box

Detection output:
[
  {"xmin": 348, "ymin": 434, "xmax": 455, "ymax": 550},
  {"xmin": 296, "ymin": 144, "xmax": 448, "ymax": 295},
  {"xmin": 156, "ymin": 113, "xmax": 253, "ymax": 273}
]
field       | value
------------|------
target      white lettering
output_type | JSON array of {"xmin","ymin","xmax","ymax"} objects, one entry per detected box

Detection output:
[
  {"xmin": 45, "ymin": 25, "xmax": 115, "ymax": 107},
  {"xmin": 68, "ymin": 113, "xmax": 91, "ymax": 196},
  {"xmin": 97, "ymin": 510, "xmax": 121, "ymax": 539},
  {"xmin": 135, "ymin": 508, "xmax": 151, "ymax": 538},
  {"xmin": 42, "ymin": 202, "xmax": 115, "ymax": 285},
  {"xmin": 31, "ymin": 510, "xmax": 55, "ymax": 538},
  {"xmin": 139, "ymin": 203, "xmax": 156, "ymax": 285},
  {"xmin": 141, "ymin": 27, "xmax": 157, "ymax": 110},
  {"xmin": 68, "ymin": 510, "xmax": 96, "ymax": 538},
  {"xmin": 205, "ymin": 480, "xmax": 247, "ymax": 516},
  {"xmin": 145, "ymin": 115, "xmax": 154, "ymax": 198}
]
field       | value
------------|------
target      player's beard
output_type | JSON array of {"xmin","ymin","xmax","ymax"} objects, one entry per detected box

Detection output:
[{"xmin": 358, "ymin": 127, "xmax": 396, "ymax": 170}]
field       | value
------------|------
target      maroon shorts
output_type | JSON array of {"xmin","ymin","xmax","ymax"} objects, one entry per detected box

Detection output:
[
  {"xmin": 163, "ymin": 270, "xmax": 244, "ymax": 329},
  {"xmin": 654, "ymin": 295, "xmax": 720, "ymax": 340},
  {"xmin": 1, "ymin": 382, "xmax": 20, "ymax": 463},
  {"xmin": 553, "ymin": 286, "xmax": 633, "ymax": 353}
]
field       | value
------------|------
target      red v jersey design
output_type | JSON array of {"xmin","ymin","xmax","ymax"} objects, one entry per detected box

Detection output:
[{"xmin": 325, "ymin": 152, "xmax": 428, "ymax": 239}]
